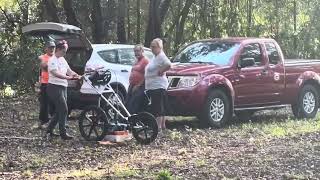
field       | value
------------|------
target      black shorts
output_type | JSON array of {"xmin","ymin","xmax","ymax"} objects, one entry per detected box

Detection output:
[{"xmin": 146, "ymin": 88, "xmax": 169, "ymax": 117}]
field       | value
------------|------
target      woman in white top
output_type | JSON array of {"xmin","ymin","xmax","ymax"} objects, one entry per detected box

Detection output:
[
  {"xmin": 46, "ymin": 40, "xmax": 80, "ymax": 140},
  {"xmin": 145, "ymin": 38, "xmax": 171, "ymax": 132}
]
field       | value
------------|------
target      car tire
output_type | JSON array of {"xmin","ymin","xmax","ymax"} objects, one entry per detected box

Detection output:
[
  {"xmin": 200, "ymin": 89, "xmax": 231, "ymax": 128},
  {"xmin": 234, "ymin": 110, "xmax": 255, "ymax": 121},
  {"xmin": 292, "ymin": 84, "xmax": 319, "ymax": 119}
]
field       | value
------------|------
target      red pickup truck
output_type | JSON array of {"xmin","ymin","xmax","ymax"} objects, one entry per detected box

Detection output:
[{"xmin": 167, "ymin": 38, "xmax": 320, "ymax": 127}]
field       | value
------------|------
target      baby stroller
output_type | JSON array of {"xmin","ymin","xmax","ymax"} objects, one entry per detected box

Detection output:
[{"xmin": 78, "ymin": 68, "xmax": 158, "ymax": 144}]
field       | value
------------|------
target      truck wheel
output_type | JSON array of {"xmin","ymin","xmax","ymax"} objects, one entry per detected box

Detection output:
[
  {"xmin": 200, "ymin": 89, "xmax": 231, "ymax": 128},
  {"xmin": 292, "ymin": 84, "xmax": 319, "ymax": 119},
  {"xmin": 234, "ymin": 110, "xmax": 255, "ymax": 121}
]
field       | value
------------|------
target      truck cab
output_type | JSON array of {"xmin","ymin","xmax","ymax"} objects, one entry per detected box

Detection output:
[{"xmin": 167, "ymin": 38, "xmax": 320, "ymax": 127}]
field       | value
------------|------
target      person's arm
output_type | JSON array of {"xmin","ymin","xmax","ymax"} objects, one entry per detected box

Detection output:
[
  {"xmin": 40, "ymin": 58, "xmax": 48, "ymax": 70},
  {"xmin": 158, "ymin": 57, "xmax": 171, "ymax": 76},
  {"xmin": 67, "ymin": 68, "xmax": 79, "ymax": 77},
  {"xmin": 51, "ymin": 70, "xmax": 73, "ymax": 80}
]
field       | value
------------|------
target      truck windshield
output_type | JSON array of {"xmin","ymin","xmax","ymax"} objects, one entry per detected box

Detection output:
[{"xmin": 173, "ymin": 41, "xmax": 240, "ymax": 65}]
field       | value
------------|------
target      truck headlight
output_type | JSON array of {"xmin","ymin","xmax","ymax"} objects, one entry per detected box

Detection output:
[{"xmin": 177, "ymin": 76, "xmax": 201, "ymax": 88}]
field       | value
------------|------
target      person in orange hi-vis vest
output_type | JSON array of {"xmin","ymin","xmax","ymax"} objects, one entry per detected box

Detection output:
[{"xmin": 38, "ymin": 41, "xmax": 56, "ymax": 128}]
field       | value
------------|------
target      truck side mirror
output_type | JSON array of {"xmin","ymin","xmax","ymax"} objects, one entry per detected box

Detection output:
[{"xmin": 238, "ymin": 57, "xmax": 255, "ymax": 68}]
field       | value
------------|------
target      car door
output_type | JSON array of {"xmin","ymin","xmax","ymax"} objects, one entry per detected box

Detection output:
[
  {"xmin": 262, "ymin": 42, "xmax": 285, "ymax": 104},
  {"xmin": 233, "ymin": 43, "xmax": 274, "ymax": 107},
  {"xmin": 22, "ymin": 22, "xmax": 92, "ymax": 88},
  {"xmin": 117, "ymin": 48, "xmax": 136, "ymax": 84}
]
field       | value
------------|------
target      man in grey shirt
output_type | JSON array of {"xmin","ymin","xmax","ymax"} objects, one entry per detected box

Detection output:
[{"xmin": 145, "ymin": 38, "xmax": 171, "ymax": 132}]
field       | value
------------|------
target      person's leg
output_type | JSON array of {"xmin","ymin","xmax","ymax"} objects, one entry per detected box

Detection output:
[
  {"xmin": 58, "ymin": 87, "xmax": 69, "ymax": 138},
  {"xmin": 48, "ymin": 97, "xmax": 55, "ymax": 117},
  {"xmin": 46, "ymin": 85, "xmax": 61, "ymax": 135},
  {"xmin": 149, "ymin": 89, "xmax": 162, "ymax": 131},
  {"xmin": 161, "ymin": 116, "xmax": 166, "ymax": 129},
  {"xmin": 39, "ymin": 84, "xmax": 49, "ymax": 125},
  {"xmin": 160, "ymin": 89, "xmax": 168, "ymax": 130}
]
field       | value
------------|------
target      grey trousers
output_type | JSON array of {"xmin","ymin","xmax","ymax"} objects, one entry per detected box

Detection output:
[{"xmin": 46, "ymin": 83, "xmax": 68, "ymax": 135}]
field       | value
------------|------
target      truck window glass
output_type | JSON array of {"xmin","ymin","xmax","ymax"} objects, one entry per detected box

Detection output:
[
  {"xmin": 265, "ymin": 42, "xmax": 280, "ymax": 65},
  {"xmin": 240, "ymin": 43, "xmax": 263, "ymax": 66},
  {"xmin": 173, "ymin": 41, "xmax": 240, "ymax": 65},
  {"xmin": 98, "ymin": 50, "xmax": 118, "ymax": 63}
]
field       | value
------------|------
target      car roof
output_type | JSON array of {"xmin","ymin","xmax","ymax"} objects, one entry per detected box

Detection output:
[{"xmin": 92, "ymin": 44, "xmax": 151, "ymax": 52}]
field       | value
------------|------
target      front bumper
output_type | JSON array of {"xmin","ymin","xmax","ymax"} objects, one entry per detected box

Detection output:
[{"xmin": 167, "ymin": 83, "xmax": 208, "ymax": 116}]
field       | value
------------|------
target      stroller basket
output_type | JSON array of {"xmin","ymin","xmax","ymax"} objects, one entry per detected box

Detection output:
[{"xmin": 88, "ymin": 70, "xmax": 112, "ymax": 86}]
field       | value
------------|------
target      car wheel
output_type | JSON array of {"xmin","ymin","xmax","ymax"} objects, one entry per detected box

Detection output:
[
  {"xmin": 234, "ymin": 110, "xmax": 255, "ymax": 121},
  {"xmin": 200, "ymin": 89, "xmax": 231, "ymax": 128},
  {"xmin": 292, "ymin": 84, "xmax": 319, "ymax": 119}
]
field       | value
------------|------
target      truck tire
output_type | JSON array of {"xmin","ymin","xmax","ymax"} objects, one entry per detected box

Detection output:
[
  {"xmin": 200, "ymin": 89, "xmax": 231, "ymax": 128},
  {"xmin": 234, "ymin": 110, "xmax": 255, "ymax": 121},
  {"xmin": 291, "ymin": 84, "xmax": 319, "ymax": 119}
]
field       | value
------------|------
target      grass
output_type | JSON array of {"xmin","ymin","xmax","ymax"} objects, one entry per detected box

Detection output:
[
  {"xmin": 156, "ymin": 169, "xmax": 174, "ymax": 180},
  {"xmin": 22, "ymin": 169, "xmax": 33, "ymax": 178},
  {"xmin": 239, "ymin": 116, "xmax": 320, "ymax": 138},
  {"xmin": 68, "ymin": 169, "xmax": 104, "ymax": 179},
  {"xmin": 27, "ymin": 154, "xmax": 48, "ymax": 169},
  {"xmin": 113, "ymin": 163, "xmax": 139, "ymax": 178}
]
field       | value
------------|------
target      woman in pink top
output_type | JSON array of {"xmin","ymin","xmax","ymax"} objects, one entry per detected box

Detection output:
[{"xmin": 126, "ymin": 45, "xmax": 149, "ymax": 113}]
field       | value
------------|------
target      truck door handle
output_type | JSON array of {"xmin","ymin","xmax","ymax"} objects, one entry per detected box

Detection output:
[
  {"xmin": 256, "ymin": 70, "xmax": 268, "ymax": 79},
  {"xmin": 121, "ymin": 69, "xmax": 128, "ymax": 72},
  {"xmin": 260, "ymin": 69, "xmax": 268, "ymax": 76}
]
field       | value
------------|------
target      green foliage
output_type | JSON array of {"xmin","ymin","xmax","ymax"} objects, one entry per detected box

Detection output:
[
  {"xmin": 156, "ymin": 169, "xmax": 173, "ymax": 180},
  {"xmin": 1, "ymin": 0, "xmax": 320, "ymax": 90}
]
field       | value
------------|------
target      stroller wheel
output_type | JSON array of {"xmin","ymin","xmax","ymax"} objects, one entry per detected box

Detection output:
[
  {"xmin": 79, "ymin": 106, "xmax": 109, "ymax": 141},
  {"xmin": 130, "ymin": 112, "xmax": 158, "ymax": 144}
]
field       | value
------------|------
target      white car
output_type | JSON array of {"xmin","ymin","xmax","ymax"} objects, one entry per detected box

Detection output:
[
  {"xmin": 22, "ymin": 22, "xmax": 152, "ymax": 111},
  {"xmin": 80, "ymin": 44, "xmax": 153, "ymax": 98}
]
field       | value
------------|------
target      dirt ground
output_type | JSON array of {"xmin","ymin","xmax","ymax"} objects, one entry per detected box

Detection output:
[{"xmin": 0, "ymin": 94, "xmax": 320, "ymax": 179}]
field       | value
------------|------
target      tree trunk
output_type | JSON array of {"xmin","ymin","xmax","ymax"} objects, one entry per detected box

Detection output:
[
  {"xmin": 293, "ymin": 0, "xmax": 297, "ymax": 55},
  {"xmin": 63, "ymin": 0, "xmax": 81, "ymax": 27},
  {"xmin": 144, "ymin": 0, "xmax": 171, "ymax": 47},
  {"xmin": 127, "ymin": 0, "xmax": 131, "ymax": 43},
  {"xmin": 42, "ymin": 0, "xmax": 60, "ymax": 22},
  {"xmin": 246, "ymin": 0, "xmax": 253, "ymax": 36},
  {"xmin": 117, "ymin": 0, "xmax": 127, "ymax": 43},
  {"xmin": 91, "ymin": 0, "xmax": 104, "ymax": 43},
  {"xmin": 136, "ymin": 0, "xmax": 141, "ymax": 43},
  {"xmin": 210, "ymin": 0, "xmax": 221, "ymax": 38},
  {"xmin": 174, "ymin": 0, "xmax": 194, "ymax": 53}
]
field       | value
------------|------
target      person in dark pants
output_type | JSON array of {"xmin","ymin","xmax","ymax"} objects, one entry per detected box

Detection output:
[
  {"xmin": 126, "ymin": 44, "xmax": 149, "ymax": 114},
  {"xmin": 145, "ymin": 38, "xmax": 171, "ymax": 132},
  {"xmin": 38, "ymin": 41, "xmax": 56, "ymax": 129},
  {"xmin": 45, "ymin": 40, "xmax": 81, "ymax": 140}
]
